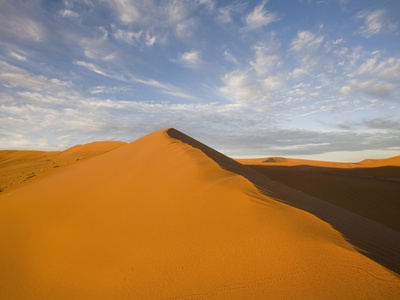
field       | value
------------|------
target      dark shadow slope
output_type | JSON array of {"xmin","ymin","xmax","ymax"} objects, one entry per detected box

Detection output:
[
  {"xmin": 246, "ymin": 165, "xmax": 400, "ymax": 232},
  {"xmin": 167, "ymin": 128, "xmax": 400, "ymax": 275}
]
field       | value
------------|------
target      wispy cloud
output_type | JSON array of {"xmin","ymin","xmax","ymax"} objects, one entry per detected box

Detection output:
[
  {"xmin": 243, "ymin": 0, "xmax": 279, "ymax": 30},
  {"xmin": 7, "ymin": 49, "xmax": 28, "ymax": 61},
  {"xmin": 355, "ymin": 9, "xmax": 398, "ymax": 38},
  {"xmin": 216, "ymin": 2, "xmax": 247, "ymax": 23},
  {"xmin": 339, "ymin": 55, "xmax": 400, "ymax": 99},
  {"xmin": 223, "ymin": 50, "xmax": 238, "ymax": 65},
  {"xmin": 175, "ymin": 50, "xmax": 201, "ymax": 68},
  {"xmin": 77, "ymin": 27, "xmax": 117, "ymax": 61},
  {"xmin": 104, "ymin": 0, "xmax": 198, "ymax": 39},
  {"xmin": 0, "ymin": 61, "xmax": 71, "ymax": 92},
  {"xmin": 219, "ymin": 41, "xmax": 286, "ymax": 106},
  {"xmin": 290, "ymin": 30, "xmax": 325, "ymax": 71},
  {"xmin": 60, "ymin": 9, "xmax": 80, "ymax": 19},
  {"xmin": 112, "ymin": 26, "xmax": 143, "ymax": 45},
  {"xmin": 104, "ymin": 0, "xmax": 141, "ymax": 24},
  {"xmin": 0, "ymin": 1, "xmax": 46, "ymax": 42},
  {"xmin": 89, "ymin": 85, "xmax": 133, "ymax": 95},
  {"xmin": 135, "ymin": 78, "xmax": 201, "ymax": 101},
  {"xmin": 73, "ymin": 59, "xmax": 200, "ymax": 100},
  {"xmin": 74, "ymin": 60, "xmax": 111, "ymax": 77},
  {"xmin": 290, "ymin": 30, "xmax": 324, "ymax": 52}
]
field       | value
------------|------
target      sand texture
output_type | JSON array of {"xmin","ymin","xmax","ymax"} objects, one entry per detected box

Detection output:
[{"xmin": 0, "ymin": 129, "xmax": 399, "ymax": 299}]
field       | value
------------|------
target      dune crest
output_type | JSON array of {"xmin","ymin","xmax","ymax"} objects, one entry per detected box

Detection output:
[{"xmin": 0, "ymin": 128, "xmax": 399, "ymax": 299}]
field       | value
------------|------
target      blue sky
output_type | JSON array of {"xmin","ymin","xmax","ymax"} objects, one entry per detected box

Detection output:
[{"xmin": 1, "ymin": 0, "xmax": 399, "ymax": 161}]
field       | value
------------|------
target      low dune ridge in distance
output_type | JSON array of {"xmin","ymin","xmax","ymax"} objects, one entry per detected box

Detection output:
[
  {"xmin": 0, "ymin": 129, "xmax": 399, "ymax": 299},
  {"xmin": 0, "ymin": 141, "xmax": 126, "ymax": 193}
]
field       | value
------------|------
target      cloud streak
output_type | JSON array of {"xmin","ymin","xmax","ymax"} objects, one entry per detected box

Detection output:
[{"xmin": 355, "ymin": 9, "xmax": 398, "ymax": 38}]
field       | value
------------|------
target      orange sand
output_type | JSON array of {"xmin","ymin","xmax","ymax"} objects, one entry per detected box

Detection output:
[
  {"xmin": 0, "ymin": 141, "xmax": 126, "ymax": 193},
  {"xmin": 0, "ymin": 129, "xmax": 399, "ymax": 299},
  {"xmin": 237, "ymin": 155, "xmax": 400, "ymax": 168}
]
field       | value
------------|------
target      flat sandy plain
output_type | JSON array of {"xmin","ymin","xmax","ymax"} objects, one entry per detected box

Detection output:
[{"xmin": 0, "ymin": 128, "xmax": 399, "ymax": 299}]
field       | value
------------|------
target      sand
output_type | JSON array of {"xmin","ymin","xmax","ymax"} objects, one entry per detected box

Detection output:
[
  {"xmin": 0, "ymin": 128, "xmax": 399, "ymax": 299},
  {"xmin": 0, "ymin": 141, "xmax": 126, "ymax": 193}
]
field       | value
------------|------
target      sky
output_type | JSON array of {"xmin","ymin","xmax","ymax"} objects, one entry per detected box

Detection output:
[{"xmin": 1, "ymin": 0, "xmax": 399, "ymax": 161}]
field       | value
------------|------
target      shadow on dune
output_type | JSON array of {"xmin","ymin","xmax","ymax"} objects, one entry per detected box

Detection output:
[
  {"xmin": 167, "ymin": 128, "xmax": 400, "ymax": 275},
  {"xmin": 247, "ymin": 164, "xmax": 400, "ymax": 232}
]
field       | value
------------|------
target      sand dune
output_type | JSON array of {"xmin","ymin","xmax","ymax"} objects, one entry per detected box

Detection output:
[
  {"xmin": 0, "ymin": 129, "xmax": 399, "ymax": 299},
  {"xmin": 0, "ymin": 141, "xmax": 126, "ymax": 193}
]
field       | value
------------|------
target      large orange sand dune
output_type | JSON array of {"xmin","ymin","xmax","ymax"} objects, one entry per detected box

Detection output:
[{"xmin": 0, "ymin": 129, "xmax": 399, "ymax": 299}]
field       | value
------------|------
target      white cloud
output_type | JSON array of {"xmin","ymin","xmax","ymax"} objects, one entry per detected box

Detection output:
[
  {"xmin": 289, "ymin": 31, "xmax": 326, "ymax": 72},
  {"xmin": 223, "ymin": 50, "xmax": 238, "ymax": 64},
  {"xmin": 104, "ymin": 0, "xmax": 141, "ymax": 24},
  {"xmin": 243, "ymin": 0, "xmax": 279, "ymax": 30},
  {"xmin": 263, "ymin": 76, "xmax": 284, "ymax": 92},
  {"xmin": 112, "ymin": 27, "xmax": 143, "ymax": 45},
  {"xmin": 343, "ymin": 79, "xmax": 394, "ymax": 98},
  {"xmin": 176, "ymin": 50, "xmax": 201, "ymax": 68},
  {"xmin": 104, "ymin": 0, "xmax": 197, "ymax": 39},
  {"xmin": 135, "ymin": 78, "xmax": 201, "ymax": 101},
  {"xmin": 7, "ymin": 50, "xmax": 28, "ymax": 61},
  {"xmin": 339, "ymin": 55, "xmax": 400, "ymax": 99},
  {"xmin": 0, "ymin": 89, "xmax": 236, "ymax": 151},
  {"xmin": 89, "ymin": 85, "xmax": 133, "ymax": 95},
  {"xmin": 216, "ymin": 2, "xmax": 246, "ymax": 23},
  {"xmin": 73, "ymin": 59, "xmax": 200, "ymax": 101},
  {"xmin": 110, "ymin": 24, "xmax": 158, "ymax": 47},
  {"xmin": 77, "ymin": 27, "xmax": 117, "ymax": 61},
  {"xmin": 357, "ymin": 56, "xmax": 400, "ymax": 82},
  {"xmin": 356, "ymin": 9, "xmax": 398, "ymax": 38},
  {"xmin": 220, "ymin": 71, "xmax": 259, "ymax": 104},
  {"xmin": 219, "ymin": 43, "xmax": 287, "ymax": 105},
  {"xmin": 290, "ymin": 31, "xmax": 324, "ymax": 52},
  {"xmin": 60, "ymin": 9, "xmax": 80, "ymax": 18},
  {"xmin": 290, "ymin": 68, "xmax": 308, "ymax": 78},
  {"xmin": 0, "ymin": 61, "xmax": 71, "ymax": 92},
  {"xmin": 74, "ymin": 60, "xmax": 111, "ymax": 77},
  {"xmin": 145, "ymin": 33, "xmax": 157, "ymax": 46},
  {"xmin": 250, "ymin": 45, "xmax": 283, "ymax": 76}
]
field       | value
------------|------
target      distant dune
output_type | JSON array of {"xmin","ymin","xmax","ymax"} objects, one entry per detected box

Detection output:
[
  {"xmin": 239, "ymin": 155, "xmax": 400, "ymax": 168},
  {"xmin": 0, "ymin": 141, "xmax": 126, "ymax": 193},
  {"xmin": 0, "ymin": 129, "xmax": 399, "ymax": 299}
]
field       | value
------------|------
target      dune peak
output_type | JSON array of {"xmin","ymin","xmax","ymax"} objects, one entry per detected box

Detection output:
[{"xmin": 263, "ymin": 157, "xmax": 287, "ymax": 163}]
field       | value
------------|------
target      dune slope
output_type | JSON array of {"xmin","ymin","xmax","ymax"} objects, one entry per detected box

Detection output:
[
  {"xmin": 0, "ymin": 141, "xmax": 126, "ymax": 193},
  {"xmin": 0, "ymin": 129, "xmax": 399, "ymax": 299}
]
